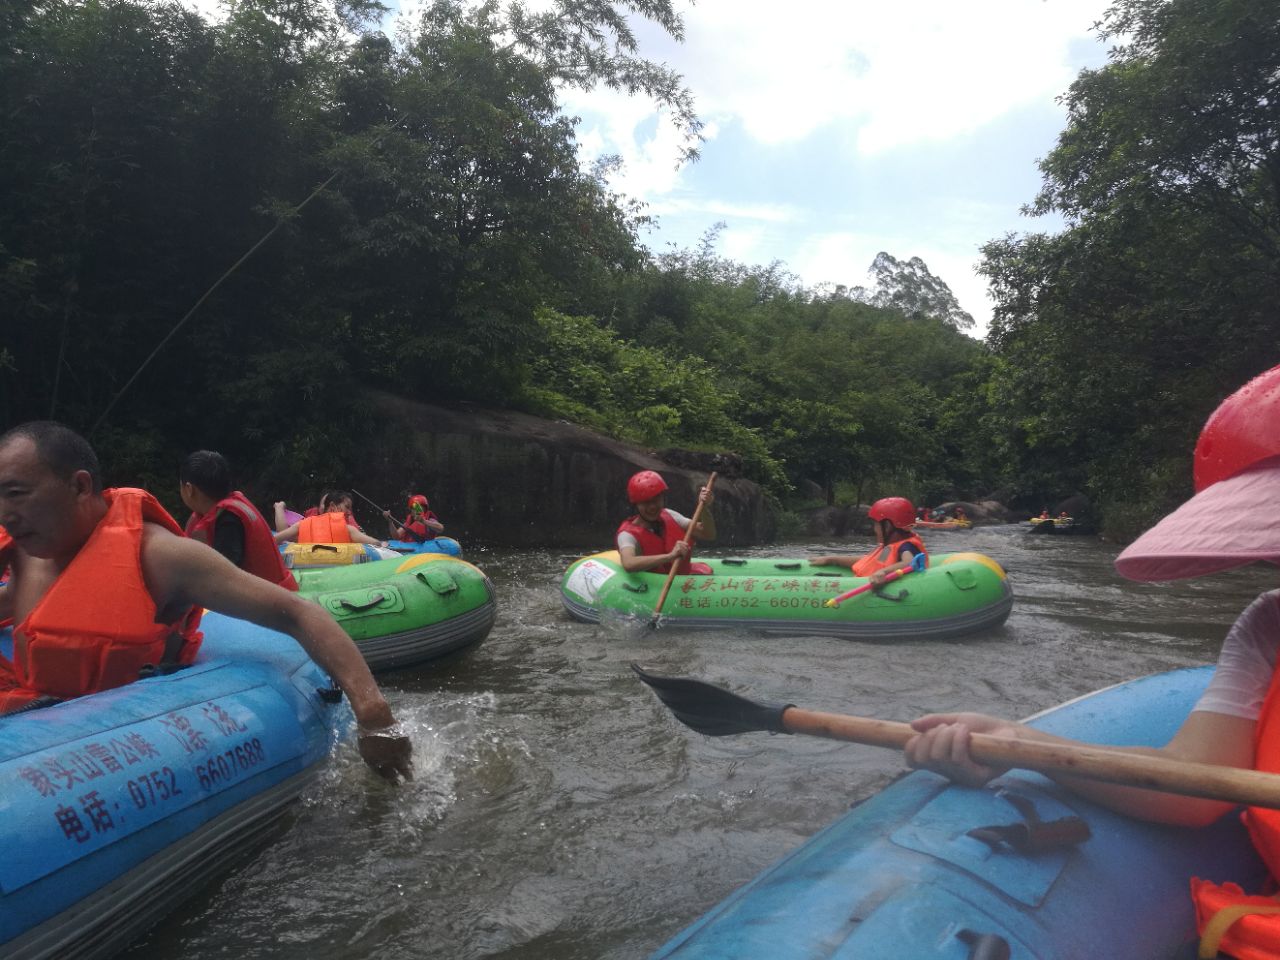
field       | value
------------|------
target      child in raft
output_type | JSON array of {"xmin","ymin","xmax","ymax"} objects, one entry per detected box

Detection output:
[
  {"xmin": 273, "ymin": 490, "xmax": 392, "ymax": 554},
  {"xmin": 273, "ymin": 491, "xmax": 363, "ymax": 532},
  {"xmin": 616, "ymin": 470, "xmax": 715, "ymax": 575},
  {"xmin": 809, "ymin": 496, "xmax": 928, "ymax": 587},
  {"xmin": 383, "ymin": 494, "xmax": 444, "ymax": 543}
]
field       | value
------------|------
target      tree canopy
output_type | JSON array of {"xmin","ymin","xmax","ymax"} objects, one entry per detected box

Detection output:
[{"xmin": 7, "ymin": 0, "xmax": 1267, "ymax": 535}]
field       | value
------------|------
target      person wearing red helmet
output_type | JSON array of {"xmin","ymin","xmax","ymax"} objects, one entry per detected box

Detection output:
[
  {"xmin": 382, "ymin": 494, "xmax": 444, "ymax": 543},
  {"xmin": 809, "ymin": 496, "xmax": 928, "ymax": 586},
  {"xmin": 901, "ymin": 363, "xmax": 1280, "ymax": 960},
  {"xmin": 616, "ymin": 470, "xmax": 716, "ymax": 575}
]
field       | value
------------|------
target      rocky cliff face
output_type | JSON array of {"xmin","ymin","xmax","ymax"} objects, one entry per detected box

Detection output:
[{"xmin": 352, "ymin": 392, "xmax": 775, "ymax": 548}]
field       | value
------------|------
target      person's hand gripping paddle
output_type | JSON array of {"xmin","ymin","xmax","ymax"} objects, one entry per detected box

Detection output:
[{"xmin": 650, "ymin": 473, "xmax": 717, "ymax": 627}]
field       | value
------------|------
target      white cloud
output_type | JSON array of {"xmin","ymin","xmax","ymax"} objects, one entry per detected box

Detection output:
[{"xmin": 565, "ymin": 1, "xmax": 1110, "ymax": 163}]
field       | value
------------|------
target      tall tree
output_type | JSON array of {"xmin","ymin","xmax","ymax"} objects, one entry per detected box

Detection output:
[{"xmin": 979, "ymin": 0, "xmax": 1280, "ymax": 529}]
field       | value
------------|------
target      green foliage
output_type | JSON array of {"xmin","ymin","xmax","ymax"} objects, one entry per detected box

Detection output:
[
  {"xmin": 979, "ymin": 0, "xmax": 1280, "ymax": 528},
  {"xmin": 0, "ymin": 0, "xmax": 1013, "ymax": 517},
  {"xmin": 520, "ymin": 309, "xmax": 786, "ymax": 489}
]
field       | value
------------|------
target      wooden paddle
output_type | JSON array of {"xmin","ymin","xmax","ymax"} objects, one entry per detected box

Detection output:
[
  {"xmin": 651, "ymin": 472, "xmax": 717, "ymax": 626},
  {"xmin": 350, "ymin": 487, "xmax": 390, "ymax": 514},
  {"xmin": 632, "ymin": 665, "xmax": 1280, "ymax": 810}
]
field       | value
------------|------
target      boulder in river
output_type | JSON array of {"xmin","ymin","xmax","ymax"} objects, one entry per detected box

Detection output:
[{"xmin": 346, "ymin": 391, "xmax": 775, "ymax": 547}]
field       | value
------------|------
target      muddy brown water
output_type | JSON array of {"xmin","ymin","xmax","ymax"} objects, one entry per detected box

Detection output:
[{"xmin": 123, "ymin": 526, "xmax": 1277, "ymax": 959}]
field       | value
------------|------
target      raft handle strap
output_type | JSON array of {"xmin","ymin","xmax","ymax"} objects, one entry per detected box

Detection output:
[
  {"xmin": 339, "ymin": 593, "xmax": 389, "ymax": 612},
  {"xmin": 721, "ymin": 559, "xmax": 747, "ymax": 566},
  {"xmin": 311, "ymin": 544, "xmax": 339, "ymax": 553},
  {"xmin": 622, "ymin": 581, "xmax": 649, "ymax": 593},
  {"xmin": 957, "ymin": 929, "xmax": 1011, "ymax": 960},
  {"xmin": 316, "ymin": 678, "xmax": 343, "ymax": 704},
  {"xmin": 967, "ymin": 790, "xmax": 1092, "ymax": 855},
  {"xmin": 3, "ymin": 695, "xmax": 62, "ymax": 716},
  {"xmin": 870, "ymin": 587, "xmax": 909, "ymax": 602},
  {"xmin": 139, "ymin": 631, "xmax": 196, "ymax": 679},
  {"xmin": 773, "ymin": 562, "xmax": 802, "ymax": 570}
]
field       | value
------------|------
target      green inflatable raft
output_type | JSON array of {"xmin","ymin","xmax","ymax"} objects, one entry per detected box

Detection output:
[
  {"xmin": 295, "ymin": 553, "xmax": 496, "ymax": 671},
  {"xmin": 560, "ymin": 551, "xmax": 1012, "ymax": 640}
]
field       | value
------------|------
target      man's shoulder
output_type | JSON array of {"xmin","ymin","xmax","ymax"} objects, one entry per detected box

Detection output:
[{"xmin": 140, "ymin": 520, "xmax": 189, "ymax": 555}]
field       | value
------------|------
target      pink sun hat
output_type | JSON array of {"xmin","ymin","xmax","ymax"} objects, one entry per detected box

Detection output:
[
  {"xmin": 1114, "ymin": 457, "xmax": 1280, "ymax": 581},
  {"xmin": 1116, "ymin": 363, "xmax": 1280, "ymax": 582}
]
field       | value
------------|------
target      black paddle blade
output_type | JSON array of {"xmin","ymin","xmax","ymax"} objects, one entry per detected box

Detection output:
[{"xmin": 631, "ymin": 664, "xmax": 793, "ymax": 737}]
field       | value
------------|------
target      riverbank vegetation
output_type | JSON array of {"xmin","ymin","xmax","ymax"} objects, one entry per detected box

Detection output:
[{"xmin": 2, "ymin": 0, "xmax": 1276, "ymax": 538}]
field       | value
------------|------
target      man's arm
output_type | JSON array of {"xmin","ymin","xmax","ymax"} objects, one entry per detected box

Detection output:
[
  {"xmin": 141, "ymin": 528, "xmax": 411, "ymax": 781},
  {"xmin": 0, "ymin": 581, "xmax": 12, "ymax": 624}
]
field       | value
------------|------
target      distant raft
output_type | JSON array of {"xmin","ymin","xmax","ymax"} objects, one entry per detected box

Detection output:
[
  {"xmin": 281, "ymin": 541, "xmax": 393, "ymax": 568},
  {"xmin": 386, "ymin": 536, "xmax": 463, "ymax": 557},
  {"xmin": 1024, "ymin": 517, "xmax": 1077, "ymax": 534},
  {"xmin": 295, "ymin": 553, "xmax": 495, "ymax": 671},
  {"xmin": 560, "ymin": 552, "xmax": 1012, "ymax": 641},
  {"xmin": 916, "ymin": 518, "xmax": 972, "ymax": 530},
  {"xmin": 0, "ymin": 613, "xmax": 344, "ymax": 960}
]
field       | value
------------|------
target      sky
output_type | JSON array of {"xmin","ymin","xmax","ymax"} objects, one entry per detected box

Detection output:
[
  {"xmin": 188, "ymin": 0, "xmax": 1117, "ymax": 335},
  {"xmin": 389, "ymin": 0, "xmax": 1116, "ymax": 335}
]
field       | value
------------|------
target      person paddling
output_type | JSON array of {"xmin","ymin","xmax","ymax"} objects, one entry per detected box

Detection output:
[
  {"xmin": 901, "ymin": 363, "xmax": 1280, "ymax": 959},
  {"xmin": 809, "ymin": 496, "xmax": 928, "ymax": 587},
  {"xmin": 180, "ymin": 450, "xmax": 298, "ymax": 591},
  {"xmin": 0, "ymin": 422, "xmax": 410, "ymax": 781},
  {"xmin": 383, "ymin": 494, "xmax": 444, "ymax": 543},
  {"xmin": 616, "ymin": 470, "xmax": 715, "ymax": 575}
]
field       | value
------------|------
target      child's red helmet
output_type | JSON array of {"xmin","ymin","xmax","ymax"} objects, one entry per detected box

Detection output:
[
  {"xmin": 868, "ymin": 496, "xmax": 916, "ymax": 529},
  {"xmin": 627, "ymin": 471, "xmax": 668, "ymax": 504},
  {"xmin": 408, "ymin": 494, "xmax": 429, "ymax": 513}
]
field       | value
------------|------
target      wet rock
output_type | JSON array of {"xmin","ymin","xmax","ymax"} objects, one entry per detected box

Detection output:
[{"xmin": 349, "ymin": 391, "xmax": 775, "ymax": 547}]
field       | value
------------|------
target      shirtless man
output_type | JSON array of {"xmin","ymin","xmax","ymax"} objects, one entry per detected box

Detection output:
[{"xmin": 0, "ymin": 422, "xmax": 411, "ymax": 782}]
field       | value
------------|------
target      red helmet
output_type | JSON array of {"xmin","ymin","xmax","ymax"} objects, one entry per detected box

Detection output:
[
  {"xmin": 868, "ymin": 496, "xmax": 916, "ymax": 529},
  {"xmin": 1194, "ymin": 364, "xmax": 1280, "ymax": 492},
  {"xmin": 408, "ymin": 494, "xmax": 429, "ymax": 512},
  {"xmin": 627, "ymin": 470, "xmax": 668, "ymax": 504}
]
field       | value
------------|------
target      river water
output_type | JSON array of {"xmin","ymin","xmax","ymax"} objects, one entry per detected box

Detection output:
[{"xmin": 123, "ymin": 525, "xmax": 1277, "ymax": 959}]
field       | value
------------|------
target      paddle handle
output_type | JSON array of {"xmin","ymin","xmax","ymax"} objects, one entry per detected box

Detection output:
[
  {"xmin": 825, "ymin": 581, "xmax": 875, "ymax": 607},
  {"xmin": 653, "ymin": 472, "xmax": 718, "ymax": 618},
  {"xmin": 350, "ymin": 488, "xmax": 388, "ymax": 514},
  {"xmin": 784, "ymin": 707, "xmax": 1280, "ymax": 809}
]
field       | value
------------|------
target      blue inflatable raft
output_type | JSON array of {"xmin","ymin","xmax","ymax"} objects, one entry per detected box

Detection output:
[
  {"xmin": 649, "ymin": 667, "xmax": 1270, "ymax": 959},
  {"xmin": 387, "ymin": 536, "xmax": 462, "ymax": 557},
  {"xmin": 0, "ymin": 613, "xmax": 345, "ymax": 960}
]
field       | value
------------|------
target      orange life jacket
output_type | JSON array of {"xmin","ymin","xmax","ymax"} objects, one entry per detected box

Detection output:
[
  {"xmin": 617, "ymin": 510, "xmax": 692, "ymax": 575},
  {"xmin": 1192, "ymin": 604, "xmax": 1280, "ymax": 959},
  {"xmin": 0, "ymin": 487, "xmax": 203, "ymax": 706},
  {"xmin": 850, "ymin": 534, "xmax": 927, "ymax": 578},
  {"xmin": 185, "ymin": 490, "xmax": 298, "ymax": 591},
  {"xmin": 298, "ymin": 512, "xmax": 351, "ymax": 544}
]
